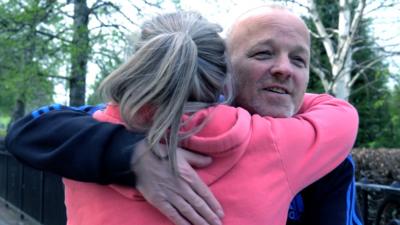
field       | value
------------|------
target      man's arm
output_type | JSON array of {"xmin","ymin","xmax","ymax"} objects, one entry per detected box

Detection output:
[
  {"xmin": 5, "ymin": 105, "xmax": 224, "ymax": 225},
  {"xmin": 6, "ymin": 105, "xmax": 142, "ymax": 185},
  {"xmin": 299, "ymin": 156, "xmax": 363, "ymax": 225}
]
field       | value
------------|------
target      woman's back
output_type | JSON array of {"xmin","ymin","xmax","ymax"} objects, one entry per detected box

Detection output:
[{"xmin": 63, "ymin": 92, "xmax": 357, "ymax": 225}]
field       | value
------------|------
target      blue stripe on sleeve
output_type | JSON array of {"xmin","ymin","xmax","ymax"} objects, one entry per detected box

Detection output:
[
  {"xmin": 31, "ymin": 104, "xmax": 105, "ymax": 119},
  {"xmin": 52, "ymin": 103, "xmax": 62, "ymax": 110},
  {"xmin": 31, "ymin": 110, "xmax": 40, "ymax": 118},
  {"xmin": 346, "ymin": 155, "xmax": 363, "ymax": 225},
  {"xmin": 346, "ymin": 176, "xmax": 352, "ymax": 225},
  {"xmin": 288, "ymin": 194, "xmax": 304, "ymax": 221}
]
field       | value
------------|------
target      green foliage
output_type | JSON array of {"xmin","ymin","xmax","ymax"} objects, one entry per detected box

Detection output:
[
  {"xmin": 384, "ymin": 85, "xmax": 400, "ymax": 147},
  {"xmin": 0, "ymin": 0, "xmax": 152, "ymax": 115},
  {"xmin": 349, "ymin": 18, "xmax": 395, "ymax": 147},
  {"xmin": 0, "ymin": 0, "xmax": 64, "ymax": 116}
]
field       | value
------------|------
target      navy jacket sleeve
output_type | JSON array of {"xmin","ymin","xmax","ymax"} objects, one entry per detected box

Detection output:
[
  {"xmin": 287, "ymin": 156, "xmax": 364, "ymax": 225},
  {"xmin": 5, "ymin": 105, "xmax": 145, "ymax": 186}
]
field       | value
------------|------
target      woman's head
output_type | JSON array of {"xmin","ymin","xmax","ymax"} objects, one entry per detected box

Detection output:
[{"xmin": 99, "ymin": 11, "xmax": 231, "ymax": 171}]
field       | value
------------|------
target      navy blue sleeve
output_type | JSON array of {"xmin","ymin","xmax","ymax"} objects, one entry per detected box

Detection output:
[
  {"xmin": 287, "ymin": 156, "xmax": 364, "ymax": 225},
  {"xmin": 5, "ymin": 104, "xmax": 145, "ymax": 186}
]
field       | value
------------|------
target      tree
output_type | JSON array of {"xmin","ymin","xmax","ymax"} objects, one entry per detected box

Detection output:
[
  {"xmin": 387, "ymin": 85, "xmax": 400, "ymax": 147},
  {"xmin": 0, "ymin": 0, "xmax": 63, "ymax": 126},
  {"xmin": 282, "ymin": 0, "xmax": 399, "ymax": 147},
  {"xmin": 348, "ymin": 20, "xmax": 394, "ymax": 147},
  {"xmin": 69, "ymin": 0, "xmax": 90, "ymax": 106},
  {"xmin": 68, "ymin": 0, "xmax": 172, "ymax": 105},
  {"xmin": 308, "ymin": 0, "xmax": 365, "ymax": 100},
  {"xmin": 279, "ymin": 0, "xmax": 400, "ymax": 101},
  {"xmin": 0, "ymin": 0, "xmax": 167, "ymax": 122}
]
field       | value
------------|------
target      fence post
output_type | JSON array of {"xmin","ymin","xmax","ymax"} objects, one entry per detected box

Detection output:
[{"xmin": 357, "ymin": 178, "xmax": 370, "ymax": 225}]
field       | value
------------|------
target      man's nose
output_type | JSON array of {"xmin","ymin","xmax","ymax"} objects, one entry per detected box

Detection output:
[{"xmin": 270, "ymin": 56, "xmax": 292, "ymax": 80}]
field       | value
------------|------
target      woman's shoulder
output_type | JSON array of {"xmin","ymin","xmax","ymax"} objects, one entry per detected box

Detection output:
[
  {"xmin": 180, "ymin": 104, "xmax": 252, "ymax": 152},
  {"xmin": 182, "ymin": 104, "xmax": 250, "ymax": 134}
]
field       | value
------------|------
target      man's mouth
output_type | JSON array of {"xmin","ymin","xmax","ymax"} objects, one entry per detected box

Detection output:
[{"xmin": 264, "ymin": 87, "xmax": 288, "ymax": 94}]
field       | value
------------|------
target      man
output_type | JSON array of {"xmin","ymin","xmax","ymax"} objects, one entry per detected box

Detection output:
[{"xmin": 6, "ymin": 5, "xmax": 362, "ymax": 225}]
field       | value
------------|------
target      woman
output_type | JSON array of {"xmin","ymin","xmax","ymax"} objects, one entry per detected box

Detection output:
[{"xmin": 63, "ymin": 11, "xmax": 358, "ymax": 225}]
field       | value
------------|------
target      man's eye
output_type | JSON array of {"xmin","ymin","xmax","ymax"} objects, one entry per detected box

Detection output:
[
  {"xmin": 252, "ymin": 51, "xmax": 273, "ymax": 60},
  {"xmin": 292, "ymin": 56, "xmax": 306, "ymax": 67}
]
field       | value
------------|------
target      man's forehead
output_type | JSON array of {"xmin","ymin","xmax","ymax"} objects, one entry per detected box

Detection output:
[
  {"xmin": 235, "ymin": 5, "xmax": 286, "ymax": 21},
  {"xmin": 234, "ymin": 10, "xmax": 310, "ymax": 41},
  {"xmin": 227, "ymin": 6, "xmax": 310, "ymax": 53},
  {"xmin": 234, "ymin": 6, "xmax": 291, "ymax": 28},
  {"xmin": 251, "ymin": 39, "xmax": 310, "ymax": 54}
]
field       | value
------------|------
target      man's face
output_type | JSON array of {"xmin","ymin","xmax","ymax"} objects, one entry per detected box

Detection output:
[{"xmin": 228, "ymin": 10, "xmax": 310, "ymax": 117}]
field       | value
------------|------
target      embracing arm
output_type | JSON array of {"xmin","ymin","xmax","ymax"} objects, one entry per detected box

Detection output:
[
  {"xmin": 184, "ymin": 93, "xmax": 358, "ymax": 194},
  {"xmin": 5, "ymin": 105, "xmax": 143, "ymax": 186},
  {"xmin": 265, "ymin": 93, "xmax": 359, "ymax": 193}
]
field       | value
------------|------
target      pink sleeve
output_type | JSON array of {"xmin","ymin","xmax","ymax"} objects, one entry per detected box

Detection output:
[
  {"xmin": 182, "ymin": 94, "xmax": 358, "ymax": 195},
  {"xmin": 253, "ymin": 93, "xmax": 359, "ymax": 195}
]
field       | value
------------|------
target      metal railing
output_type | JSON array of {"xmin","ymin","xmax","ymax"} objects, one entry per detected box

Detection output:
[
  {"xmin": 0, "ymin": 143, "xmax": 66, "ymax": 225},
  {"xmin": 357, "ymin": 181, "xmax": 400, "ymax": 225}
]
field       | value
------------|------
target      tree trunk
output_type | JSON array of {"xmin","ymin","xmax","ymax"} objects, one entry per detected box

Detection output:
[
  {"xmin": 330, "ymin": 0, "xmax": 352, "ymax": 100},
  {"xmin": 7, "ymin": 98, "xmax": 26, "ymax": 131},
  {"xmin": 69, "ymin": 0, "xmax": 90, "ymax": 106},
  {"xmin": 331, "ymin": 53, "xmax": 352, "ymax": 100},
  {"xmin": 308, "ymin": 0, "xmax": 365, "ymax": 100}
]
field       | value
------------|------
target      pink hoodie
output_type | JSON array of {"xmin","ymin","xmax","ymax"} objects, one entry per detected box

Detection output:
[{"xmin": 63, "ymin": 93, "xmax": 358, "ymax": 225}]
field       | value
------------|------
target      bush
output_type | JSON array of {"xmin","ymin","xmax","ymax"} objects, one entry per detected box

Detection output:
[{"xmin": 353, "ymin": 148, "xmax": 400, "ymax": 184}]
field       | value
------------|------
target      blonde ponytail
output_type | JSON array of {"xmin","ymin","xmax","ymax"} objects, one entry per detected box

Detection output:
[{"xmin": 99, "ymin": 11, "xmax": 233, "ymax": 173}]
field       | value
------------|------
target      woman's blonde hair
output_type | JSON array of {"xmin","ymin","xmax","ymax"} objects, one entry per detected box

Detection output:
[{"xmin": 99, "ymin": 11, "xmax": 233, "ymax": 172}]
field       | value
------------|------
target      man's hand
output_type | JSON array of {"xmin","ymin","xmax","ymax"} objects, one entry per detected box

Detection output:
[{"xmin": 131, "ymin": 140, "xmax": 224, "ymax": 225}]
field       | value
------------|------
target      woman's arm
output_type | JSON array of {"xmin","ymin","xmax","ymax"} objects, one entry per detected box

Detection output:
[
  {"xmin": 183, "ymin": 93, "xmax": 358, "ymax": 196},
  {"xmin": 256, "ymin": 94, "xmax": 359, "ymax": 194}
]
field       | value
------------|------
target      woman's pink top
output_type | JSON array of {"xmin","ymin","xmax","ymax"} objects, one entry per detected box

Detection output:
[{"xmin": 63, "ymin": 93, "xmax": 358, "ymax": 225}]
